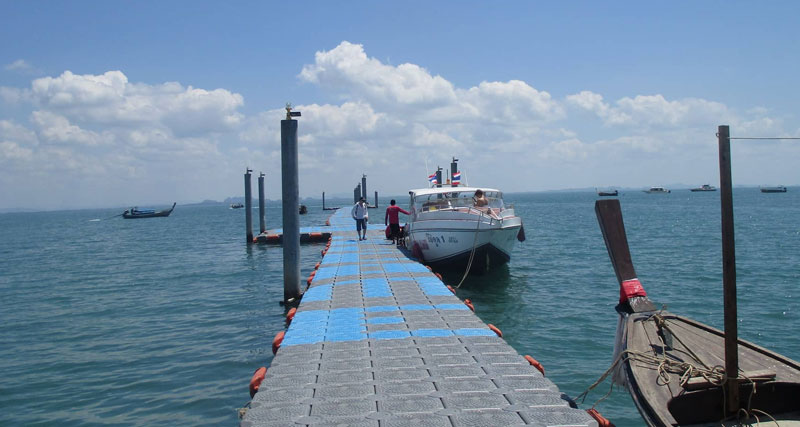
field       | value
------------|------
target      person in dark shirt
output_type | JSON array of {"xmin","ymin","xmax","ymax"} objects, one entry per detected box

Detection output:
[{"xmin": 384, "ymin": 199, "xmax": 410, "ymax": 245}]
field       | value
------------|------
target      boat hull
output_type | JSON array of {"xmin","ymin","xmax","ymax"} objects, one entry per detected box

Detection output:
[
  {"xmin": 406, "ymin": 214, "xmax": 521, "ymax": 273},
  {"xmin": 123, "ymin": 203, "xmax": 176, "ymax": 219}
]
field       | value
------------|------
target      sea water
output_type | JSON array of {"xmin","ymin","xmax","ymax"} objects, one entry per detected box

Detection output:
[{"xmin": 1, "ymin": 189, "xmax": 798, "ymax": 426}]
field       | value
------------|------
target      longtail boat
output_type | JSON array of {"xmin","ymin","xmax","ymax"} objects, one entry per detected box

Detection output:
[
  {"xmin": 595, "ymin": 198, "xmax": 800, "ymax": 426},
  {"xmin": 123, "ymin": 202, "xmax": 176, "ymax": 219}
]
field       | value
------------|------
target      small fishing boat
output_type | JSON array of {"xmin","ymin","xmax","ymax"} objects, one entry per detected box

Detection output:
[
  {"xmin": 760, "ymin": 185, "xmax": 787, "ymax": 193},
  {"xmin": 690, "ymin": 184, "xmax": 717, "ymax": 192},
  {"xmin": 123, "ymin": 203, "xmax": 176, "ymax": 219},
  {"xmin": 597, "ymin": 188, "xmax": 618, "ymax": 197},
  {"xmin": 643, "ymin": 186, "xmax": 670, "ymax": 194},
  {"xmin": 230, "ymin": 203, "xmax": 244, "ymax": 209},
  {"xmin": 595, "ymin": 198, "xmax": 800, "ymax": 426}
]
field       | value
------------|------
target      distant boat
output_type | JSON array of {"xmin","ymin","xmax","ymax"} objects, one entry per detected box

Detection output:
[
  {"xmin": 690, "ymin": 184, "xmax": 717, "ymax": 192},
  {"xmin": 597, "ymin": 188, "xmax": 618, "ymax": 197},
  {"xmin": 123, "ymin": 203, "xmax": 176, "ymax": 219},
  {"xmin": 761, "ymin": 185, "xmax": 787, "ymax": 193},
  {"xmin": 230, "ymin": 203, "xmax": 244, "ymax": 209},
  {"xmin": 643, "ymin": 186, "xmax": 670, "ymax": 194}
]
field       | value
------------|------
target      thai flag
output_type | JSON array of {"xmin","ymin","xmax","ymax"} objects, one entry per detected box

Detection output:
[
  {"xmin": 452, "ymin": 172, "xmax": 461, "ymax": 186},
  {"xmin": 428, "ymin": 173, "xmax": 437, "ymax": 185}
]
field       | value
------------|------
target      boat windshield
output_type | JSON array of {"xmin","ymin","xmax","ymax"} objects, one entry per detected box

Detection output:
[{"xmin": 412, "ymin": 191, "xmax": 504, "ymax": 212}]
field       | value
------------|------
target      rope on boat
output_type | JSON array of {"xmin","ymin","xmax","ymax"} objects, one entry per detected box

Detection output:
[
  {"xmin": 575, "ymin": 313, "xmax": 780, "ymax": 424},
  {"xmin": 574, "ymin": 313, "xmax": 728, "ymax": 408},
  {"xmin": 455, "ymin": 209, "xmax": 485, "ymax": 289}
]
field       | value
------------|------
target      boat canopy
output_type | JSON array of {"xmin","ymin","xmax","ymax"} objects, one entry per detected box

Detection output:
[{"xmin": 409, "ymin": 186, "xmax": 504, "ymax": 212}]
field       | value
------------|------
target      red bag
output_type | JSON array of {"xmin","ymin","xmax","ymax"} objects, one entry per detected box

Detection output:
[{"xmin": 385, "ymin": 225, "xmax": 391, "ymax": 239}]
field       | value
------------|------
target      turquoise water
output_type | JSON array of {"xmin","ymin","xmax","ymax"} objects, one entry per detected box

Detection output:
[{"xmin": 1, "ymin": 189, "xmax": 798, "ymax": 426}]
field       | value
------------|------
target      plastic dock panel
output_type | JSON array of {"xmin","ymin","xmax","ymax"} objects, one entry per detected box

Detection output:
[{"xmin": 242, "ymin": 208, "xmax": 597, "ymax": 427}]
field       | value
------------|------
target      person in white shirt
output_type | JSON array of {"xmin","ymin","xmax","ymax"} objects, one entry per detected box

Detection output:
[{"xmin": 351, "ymin": 197, "xmax": 369, "ymax": 241}]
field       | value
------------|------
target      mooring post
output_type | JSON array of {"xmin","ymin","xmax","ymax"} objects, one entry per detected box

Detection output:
[
  {"xmin": 374, "ymin": 191, "xmax": 378, "ymax": 208},
  {"xmin": 354, "ymin": 184, "xmax": 361, "ymax": 203},
  {"xmin": 244, "ymin": 168, "xmax": 253, "ymax": 244},
  {"xmin": 361, "ymin": 174, "xmax": 367, "ymax": 201},
  {"xmin": 435, "ymin": 167, "xmax": 442, "ymax": 188},
  {"xmin": 322, "ymin": 192, "xmax": 326, "ymax": 210},
  {"xmin": 718, "ymin": 124, "xmax": 739, "ymax": 414},
  {"xmin": 281, "ymin": 106, "xmax": 302, "ymax": 302},
  {"xmin": 258, "ymin": 172, "xmax": 266, "ymax": 234}
]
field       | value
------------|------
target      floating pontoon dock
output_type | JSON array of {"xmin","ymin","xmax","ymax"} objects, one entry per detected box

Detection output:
[{"xmin": 242, "ymin": 208, "xmax": 598, "ymax": 427}]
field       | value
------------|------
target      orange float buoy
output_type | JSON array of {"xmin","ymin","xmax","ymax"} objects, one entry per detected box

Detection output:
[
  {"xmin": 314, "ymin": 262, "xmax": 320, "ymax": 270},
  {"xmin": 426, "ymin": 265, "xmax": 433, "ymax": 271},
  {"xmin": 487, "ymin": 324, "xmax": 503, "ymax": 337},
  {"xmin": 446, "ymin": 285, "xmax": 456, "ymax": 294},
  {"xmin": 249, "ymin": 367, "xmax": 267, "ymax": 398},
  {"xmin": 586, "ymin": 408, "xmax": 613, "ymax": 427},
  {"xmin": 272, "ymin": 331, "xmax": 285, "ymax": 355},
  {"xmin": 434, "ymin": 273, "xmax": 443, "ymax": 280},
  {"xmin": 286, "ymin": 307, "xmax": 297, "ymax": 324},
  {"xmin": 524, "ymin": 355, "xmax": 545, "ymax": 376},
  {"xmin": 464, "ymin": 298, "xmax": 475, "ymax": 312}
]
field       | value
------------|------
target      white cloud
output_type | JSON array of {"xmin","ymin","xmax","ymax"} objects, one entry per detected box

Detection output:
[
  {"xmin": 29, "ymin": 71, "xmax": 244, "ymax": 135},
  {"xmin": 300, "ymin": 41, "xmax": 457, "ymax": 108},
  {"xmin": 0, "ymin": 41, "xmax": 795, "ymax": 210},
  {"xmin": 4, "ymin": 59, "xmax": 41, "ymax": 75},
  {"xmin": 31, "ymin": 111, "xmax": 108, "ymax": 146}
]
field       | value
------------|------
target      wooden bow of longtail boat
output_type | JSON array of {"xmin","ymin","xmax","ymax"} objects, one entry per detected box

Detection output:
[{"xmin": 596, "ymin": 199, "xmax": 800, "ymax": 426}]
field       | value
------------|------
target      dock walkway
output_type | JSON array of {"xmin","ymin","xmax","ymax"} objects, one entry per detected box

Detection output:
[{"xmin": 242, "ymin": 209, "xmax": 597, "ymax": 427}]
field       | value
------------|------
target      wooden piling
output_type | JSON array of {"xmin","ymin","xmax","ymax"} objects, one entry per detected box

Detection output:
[
  {"xmin": 718, "ymin": 124, "xmax": 739, "ymax": 414},
  {"xmin": 244, "ymin": 168, "xmax": 253, "ymax": 244}
]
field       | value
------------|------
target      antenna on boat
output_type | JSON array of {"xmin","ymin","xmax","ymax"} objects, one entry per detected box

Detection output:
[{"xmin": 285, "ymin": 103, "xmax": 301, "ymax": 120}]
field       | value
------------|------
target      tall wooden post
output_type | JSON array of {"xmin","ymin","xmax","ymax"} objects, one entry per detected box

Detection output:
[
  {"xmin": 718, "ymin": 124, "xmax": 739, "ymax": 413},
  {"xmin": 244, "ymin": 168, "xmax": 253, "ymax": 244}
]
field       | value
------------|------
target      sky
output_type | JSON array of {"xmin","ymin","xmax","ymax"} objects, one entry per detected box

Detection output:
[{"xmin": 1, "ymin": 1, "xmax": 799, "ymax": 210}]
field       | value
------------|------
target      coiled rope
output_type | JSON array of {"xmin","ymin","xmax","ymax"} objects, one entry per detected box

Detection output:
[{"xmin": 575, "ymin": 313, "xmax": 776, "ymax": 425}]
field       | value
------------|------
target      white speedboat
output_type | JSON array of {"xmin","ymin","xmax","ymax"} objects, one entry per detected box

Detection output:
[
  {"xmin": 644, "ymin": 186, "xmax": 671, "ymax": 194},
  {"xmin": 404, "ymin": 186, "xmax": 524, "ymax": 273}
]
